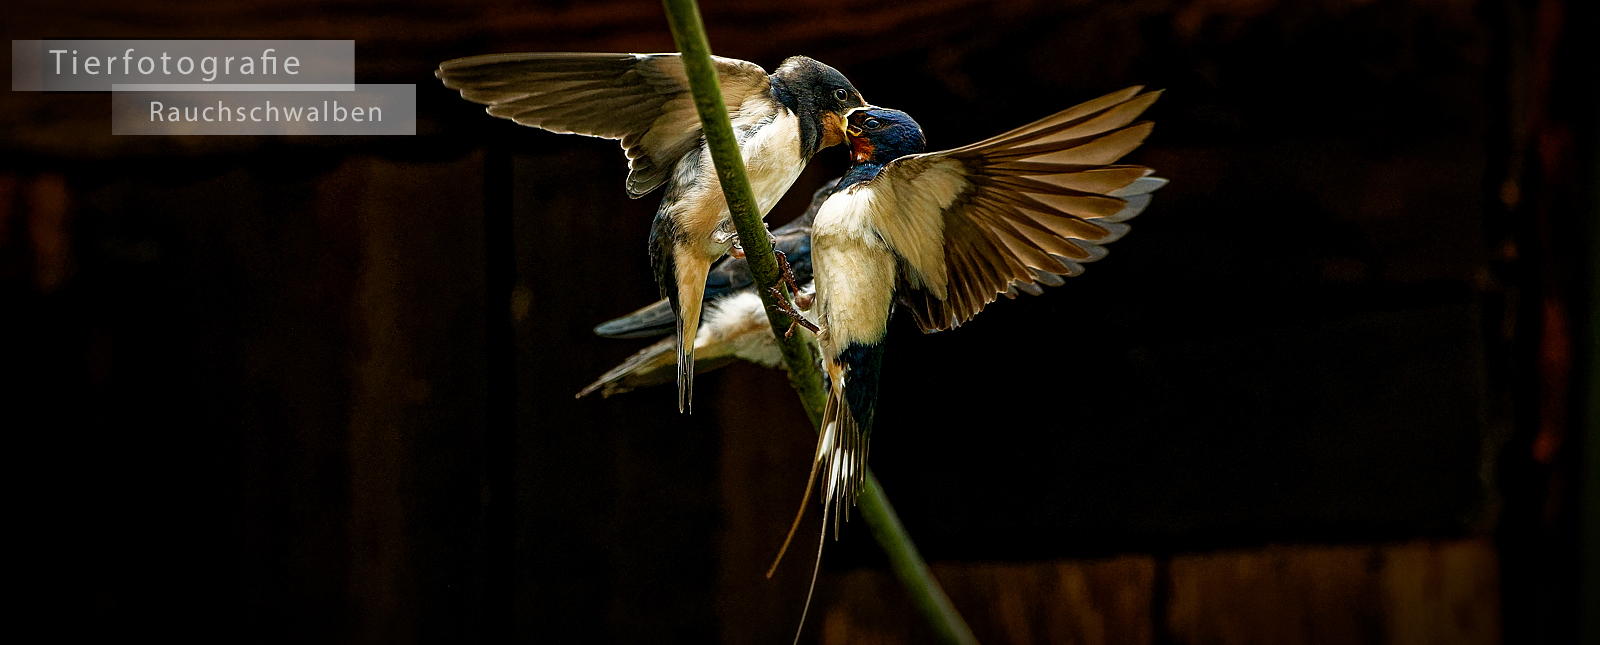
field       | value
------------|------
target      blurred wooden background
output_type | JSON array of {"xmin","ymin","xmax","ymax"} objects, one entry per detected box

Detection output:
[{"xmin": 3, "ymin": 1, "xmax": 1595, "ymax": 643}]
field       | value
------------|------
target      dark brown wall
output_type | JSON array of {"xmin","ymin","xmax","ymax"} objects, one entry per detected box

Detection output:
[{"xmin": 4, "ymin": 1, "xmax": 1594, "ymax": 643}]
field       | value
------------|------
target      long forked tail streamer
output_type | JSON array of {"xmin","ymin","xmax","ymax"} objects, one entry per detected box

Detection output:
[
  {"xmin": 790, "ymin": 488, "xmax": 831, "ymax": 645},
  {"xmin": 767, "ymin": 418, "xmax": 833, "ymax": 578}
]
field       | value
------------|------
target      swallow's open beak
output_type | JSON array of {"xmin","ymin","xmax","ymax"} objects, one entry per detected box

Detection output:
[
  {"xmin": 844, "ymin": 106, "xmax": 876, "ymax": 164},
  {"xmin": 820, "ymin": 111, "xmax": 851, "ymax": 148},
  {"xmin": 843, "ymin": 106, "xmax": 870, "ymax": 139}
]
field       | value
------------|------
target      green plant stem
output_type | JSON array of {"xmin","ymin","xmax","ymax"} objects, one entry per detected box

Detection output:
[
  {"xmin": 659, "ymin": 0, "xmax": 827, "ymax": 425},
  {"xmin": 859, "ymin": 473, "xmax": 979, "ymax": 645},
  {"xmin": 661, "ymin": 1, "xmax": 978, "ymax": 643}
]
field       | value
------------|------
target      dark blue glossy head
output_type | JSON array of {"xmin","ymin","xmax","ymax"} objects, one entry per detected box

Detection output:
[{"xmin": 845, "ymin": 107, "xmax": 926, "ymax": 166}]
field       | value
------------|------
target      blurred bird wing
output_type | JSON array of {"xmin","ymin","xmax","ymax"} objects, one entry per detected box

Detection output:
[
  {"xmin": 593, "ymin": 298, "xmax": 679, "ymax": 339},
  {"xmin": 869, "ymin": 87, "xmax": 1165, "ymax": 332},
  {"xmin": 437, "ymin": 53, "xmax": 772, "ymax": 197}
]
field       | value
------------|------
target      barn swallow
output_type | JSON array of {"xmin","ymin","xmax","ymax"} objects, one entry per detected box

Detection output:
[
  {"xmin": 576, "ymin": 181, "xmax": 838, "ymax": 398},
  {"xmin": 773, "ymin": 90, "xmax": 1166, "ymax": 641},
  {"xmin": 437, "ymin": 53, "xmax": 864, "ymax": 413},
  {"xmin": 782, "ymin": 86, "xmax": 1166, "ymax": 548}
]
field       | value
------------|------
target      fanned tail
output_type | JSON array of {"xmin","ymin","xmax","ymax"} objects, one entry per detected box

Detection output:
[
  {"xmin": 769, "ymin": 358, "xmax": 860, "ymax": 576},
  {"xmin": 824, "ymin": 341, "xmax": 882, "ymax": 526},
  {"xmin": 820, "ymin": 382, "xmax": 858, "ymax": 534},
  {"xmin": 781, "ymin": 377, "xmax": 862, "ymax": 645},
  {"xmin": 773, "ymin": 351, "xmax": 879, "ymax": 640}
]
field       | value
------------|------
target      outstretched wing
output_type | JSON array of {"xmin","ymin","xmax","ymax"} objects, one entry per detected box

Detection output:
[
  {"xmin": 437, "ymin": 53, "xmax": 772, "ymax": 197},
  {"xmin": 869, "ymin": 87, "xmax": 1165, "ymax": 331}
]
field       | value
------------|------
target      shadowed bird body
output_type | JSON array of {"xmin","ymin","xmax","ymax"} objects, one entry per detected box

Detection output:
[
  {"xmin": 577, "ymin": 180, "xmax": 838, "ymax": 398},
  {"xmin": 776, "ymin": 91, "xmax": 1166, "ymax": 641},
  {"xmin": 437, "ymin": 53, "xmax": 863, "ymax": 412}
]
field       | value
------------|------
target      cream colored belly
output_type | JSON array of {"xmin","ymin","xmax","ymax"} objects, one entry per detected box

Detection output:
[
  {"xmin": 676, "ymin": 111, "xmax": 806, "ymax": 257},
  {"xmin": 813, "ymin": 230, "xmax": 897, "ymax": 354}
]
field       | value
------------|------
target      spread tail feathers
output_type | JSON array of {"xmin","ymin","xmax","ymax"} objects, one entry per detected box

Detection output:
[
  {"xmin": 771, "ymin": 354, "xmax": 877, "ymax": 642},
  {"xmin": 819, "ymin": 344, "xmax": 881, "ymax": 526},
  {"xmin": 768, "ymin": 358, "xmax": 865, "ymax": 576},
  {"xmin": 778, "ymin": 384, "xmax": 860, "ymax": 645},
  {"xmin": 819, "ymin": 381, "xmax": 865, "ymax": 531}
]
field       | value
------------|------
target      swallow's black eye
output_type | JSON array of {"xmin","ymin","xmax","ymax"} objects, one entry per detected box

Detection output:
[
  {"xmin": 863, "ymin": 117, "xmax": 882, "ymax": 130},
  {"xmin": 832, "ymin": 88, "xmax": 849, "ymax": 102}
]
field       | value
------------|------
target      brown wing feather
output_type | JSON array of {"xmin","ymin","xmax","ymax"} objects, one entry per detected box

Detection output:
[
  {"xmin": 880, "ymin": 88, "xmax": 1165, "ymax": 332},
  {"xmin": 437, "ymin": 53, "xmax": 771, "ymax": 197},
  {"xmin": 949, "ymin": 86, "xmax": 1147, "ymax": 153}
]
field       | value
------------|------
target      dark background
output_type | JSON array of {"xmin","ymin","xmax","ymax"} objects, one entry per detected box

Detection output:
[{"xmin": 3, "ymin": 1, "xmax": 1594, "ymax": 643}]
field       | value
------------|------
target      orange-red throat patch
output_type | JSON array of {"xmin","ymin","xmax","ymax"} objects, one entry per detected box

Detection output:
[{"xmin": 849, "ymin": 135, "xmax": 874, "ymax": 165}]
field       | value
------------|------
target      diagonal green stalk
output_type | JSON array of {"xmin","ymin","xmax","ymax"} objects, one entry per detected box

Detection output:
[
  {"xmin": 857, "ymin": 473, "xmax": 980, "ymax": 645},
  {"xmin": 661, "ymin": 1, "xmax": 978, "ymax": 644}
]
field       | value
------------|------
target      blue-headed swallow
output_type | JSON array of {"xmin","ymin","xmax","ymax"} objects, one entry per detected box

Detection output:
[
  {"xmin": 803, "ymin": 86, "xmax": 1166, "ymax": 531},
  {"xmin": 576, "ymin": 181, "xmax": 840, "ymax": 399},
  {"xmin": 437, "ymin": 54, "xmax": 864, "ymax": 413},
  {"xmin": 774, "ymin": 89, "xmax": 1166, "ymax": 642}
]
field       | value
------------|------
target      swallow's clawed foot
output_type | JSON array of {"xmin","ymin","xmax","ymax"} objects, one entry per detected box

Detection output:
[
  {"xmin": 774, "ymin": 248, "xmax": 803, "ymax": 298},
  {"xmin": 720, "ymin": 224, "xmax": 781, "ymax": 261},
  {"xmin": 768, "ymin": 285, "xmax": 820, "ymax": 338},
  {"xmin": 788, "ymin": 319, "xmax": 819, "ymax": 339},
  {"xmin": 771, "ymin": 247, "xmax": 818, "ymax": 336}
]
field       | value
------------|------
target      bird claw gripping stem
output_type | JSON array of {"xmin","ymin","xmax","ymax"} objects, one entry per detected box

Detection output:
[
  {"xmin": 718, "ymin": 221, "xmax": 781, "ymax": 260},
  {"xmin": 769, "ymin": 249, "xmax": 819, "ymax": 338}
]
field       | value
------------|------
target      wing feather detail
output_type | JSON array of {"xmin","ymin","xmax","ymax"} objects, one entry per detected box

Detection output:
[
  {"xmin": 868, "ymin": 88, "xmax": 1166, "ymax": 332},
  {"xmin": 437, "ymin": 52, "xmax": 771, "ymax": 197},
  {"xmin": 949, "ymin": 86, "xmax": 1145, "ymax": 152}
]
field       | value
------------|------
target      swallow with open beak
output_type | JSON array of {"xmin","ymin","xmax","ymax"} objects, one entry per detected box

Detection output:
[
  {"xmin": 576, "ymin": 180, "xmax": 839, "ymax": 399},
  {"xmin": 437, "ymin": 53, "xmax": 864, "ymax": 413},
  {"xmin": 772, "ymin": 91, "xmax": 1167, "ymax": 639}
]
